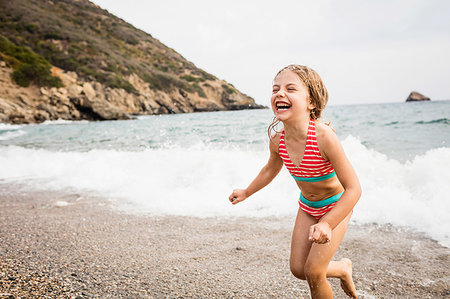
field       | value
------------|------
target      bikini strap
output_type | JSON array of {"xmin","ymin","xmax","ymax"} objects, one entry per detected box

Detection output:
[
  {"xmin": 279, "ymin": 130, "xmax": 285, "ymax": 149},
  {"xmin": 306, "ymin": 119, "xmax": 315, "ymax": 141}
]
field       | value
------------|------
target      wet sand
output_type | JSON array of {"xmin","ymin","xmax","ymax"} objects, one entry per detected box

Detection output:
[{"xmin": 0, "ymin": 183, "xmax": 449, "ymax": 298}]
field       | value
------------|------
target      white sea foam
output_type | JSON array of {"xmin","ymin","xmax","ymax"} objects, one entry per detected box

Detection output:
[
  {"xmin": 0, "ymin": 123, "xmax": 26, "ymax": 141},
  {"xmin": 0, "ymin": 136, "xmax": 449, "ymax": 247},
  {"xmin": 0, "ymin": 123, "xmax": 23, "ymax": 130},
  {"xmin": 0, "ymin": 130, "xmax": 26, "ymax": 140},
  {"xmin": 343, "ymin": 136, "xmax": 450, "ymax": 247},
  {"xmin": 41, "ymin": 119, "xmax": 89, "ymax": 125}
]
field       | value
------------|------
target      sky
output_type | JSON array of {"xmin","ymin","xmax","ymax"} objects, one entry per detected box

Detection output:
[{"xmin": 90, "ymin": 0, "xmax": 450, "ymax": 106}]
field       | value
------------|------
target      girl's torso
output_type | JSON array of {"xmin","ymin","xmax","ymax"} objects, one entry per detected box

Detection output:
[{"xmin": 275, "ymin": 119, "xmax": 344, "ymax": 201}]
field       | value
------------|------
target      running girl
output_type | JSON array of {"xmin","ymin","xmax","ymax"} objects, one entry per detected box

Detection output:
[{"xmin": 229, "ymin": 64, "xmax": 361, "ymax": 298}]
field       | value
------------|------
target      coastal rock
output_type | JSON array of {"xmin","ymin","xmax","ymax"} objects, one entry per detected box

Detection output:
[
  {"xmin": 37, "ymin": 103, "xmax": 57, "ymax": 118},
  {"xmin": 85, "ymin": 98, "xmax": 131, "ymax": 120},
  {"xmin": 0, "ymin": 63, "xmax": 263, "ymax": 124},
  {"xmin": 406, "ymin": 91, "xmax": 430, "ymax": 102},
  {"xmin": 67, "ymin": 85, "xmax": 83, "ymax": 98},
  {"xmin": 82, "ymin": 83, "xmax": 97, "ymax": 102},
  {"xmin": 221, "ymin": 89, "xmax": 257, "ymax": 110}
]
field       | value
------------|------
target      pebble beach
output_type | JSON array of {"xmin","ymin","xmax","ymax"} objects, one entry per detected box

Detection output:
[{"xmin": 0, "ymin": 183, "xmax": 449, "ymax": 298}]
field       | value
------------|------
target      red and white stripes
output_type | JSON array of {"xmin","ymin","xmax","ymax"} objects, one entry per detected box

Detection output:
[
  {"xmin": 278, "ymin": 119, "xmax": 335, "ymax": 179},
  {"xmin": 298, "ymin": 200, "xmax": 336, "ymax": 220}
]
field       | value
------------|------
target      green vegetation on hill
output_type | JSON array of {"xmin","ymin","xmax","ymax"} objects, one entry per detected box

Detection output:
[
  {"xmin": 0, "ymin": 35, "xmax": 62, "ymax": 87},
  {"xmin": 0, "ymin": 0, "xmax": 216, "ymax": 97}
]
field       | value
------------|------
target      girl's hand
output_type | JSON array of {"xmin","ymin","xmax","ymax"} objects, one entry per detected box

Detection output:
[
  {"xmin": 308, "ymin": 221, "xmax": 332, "ymax": 244},
  {"xmin": 229, "ymin": 189, "xmax": 248, "ymax": 205}
]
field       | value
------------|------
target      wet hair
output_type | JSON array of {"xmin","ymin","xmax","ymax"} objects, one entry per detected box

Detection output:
[{"xmin": 268, "ymin": 64, "xmax": 329, "ymax": 139}]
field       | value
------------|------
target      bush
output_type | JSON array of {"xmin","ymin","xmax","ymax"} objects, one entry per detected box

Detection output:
[
  {"xmin": 192, "ymin": 83, "xmax": 206, "ymax": 98},
  {"xmin": 44, "ymin": 30, "xmax": 63, "ymax": 40},
  {"xmin": 143, "ymin": 71, "xmax": 189, "ymax": 92},
  {"xmin": 104, "ymin": 74, "xmax": 137, "ymax": 94},
  {"xmin": 181, "ymin": 74, "xmax": 205, "ymax": 83},
  {"xmin": 222, "ymin": 84, "xmax": 236, "ymax": 94},
  {"xmin": 0, "ymin": 34, "xmax": 63, "ymax": 87},
  {"xmin": 11, "ymin": 66, "xmax": 31, "ymax": 86},
  {"xmin": 0, "ymin": 52, "xmax": 21, "ymax": 69},
  {"xmin": 12, "ymin": 63, "xmax": 63, "ymax": 87},
  {"xmin": 199, "ymin": 69, "xmax": 216, "ymax": 81},
  {"xmin": 25, "ymin": 23, "xmax": 39, "ymax": 33},
  {"xmin": 143, "ymin": 73, "xmax": 162, "ymax": 90},
  {"xmin": 42, "ymin": 74, "xmax": 63, "ymax": 87}
]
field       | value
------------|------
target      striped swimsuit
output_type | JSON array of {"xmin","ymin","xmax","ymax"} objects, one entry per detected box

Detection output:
[{"xmin": 278, "ymin": 119, "xmax": 342, "ymax": 220}]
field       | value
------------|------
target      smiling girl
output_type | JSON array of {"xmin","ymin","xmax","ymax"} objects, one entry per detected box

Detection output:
[{"xmin": 229, "ymin": 64, "xmax": 361, "ymax": 298}]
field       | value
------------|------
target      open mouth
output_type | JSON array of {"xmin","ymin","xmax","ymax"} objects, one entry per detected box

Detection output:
[{"xmin": 276, "ymin": 101, "xmax": 291, "ymax": 111}]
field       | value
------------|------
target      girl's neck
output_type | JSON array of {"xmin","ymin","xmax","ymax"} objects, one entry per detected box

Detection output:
[{"xmin": 283, "ymin": 116, "xmax": 311, "ymax": 140}]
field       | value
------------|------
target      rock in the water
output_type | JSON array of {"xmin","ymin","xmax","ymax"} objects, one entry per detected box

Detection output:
[{"xmin": 406, "ymin": 91, "xmax": 430, "ymax": 102}]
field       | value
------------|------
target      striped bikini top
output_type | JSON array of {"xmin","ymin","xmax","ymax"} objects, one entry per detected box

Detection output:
[{"xmin": 278, "ymin": 119, "xmax": 336, "ymax": 182}]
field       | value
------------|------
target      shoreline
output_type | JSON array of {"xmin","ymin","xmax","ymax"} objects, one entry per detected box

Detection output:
[{"xmin": 1, "ymin": 183, "xmax": 449, "ymax": 298}]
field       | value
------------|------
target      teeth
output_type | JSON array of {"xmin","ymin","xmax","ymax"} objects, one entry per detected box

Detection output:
[{"xmin": 276, "ymin": 102, "xmax": 291, "ymax": 110}]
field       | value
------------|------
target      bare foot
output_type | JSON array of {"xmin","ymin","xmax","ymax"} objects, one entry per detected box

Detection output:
[{"xmin": 339, "ymin": 258, "xmax": 358, "ymax": 298}]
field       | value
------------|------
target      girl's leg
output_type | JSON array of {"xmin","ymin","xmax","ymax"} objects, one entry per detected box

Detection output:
[
  {"xmin": 290, "ymin": 207, "xmax": 317, "ymax": 280},
  {"xmin": 304, "ymin": 212, "xmax": 357, "ymax": 298},
  {"xmin": 327, "ymin": 258, "xmax": 356, "ymax": 298}
]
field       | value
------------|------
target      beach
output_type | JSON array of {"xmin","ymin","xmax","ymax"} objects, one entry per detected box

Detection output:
[{"xmin": 1, "ymin": 183, "xmax": 448, "ymax": 298}]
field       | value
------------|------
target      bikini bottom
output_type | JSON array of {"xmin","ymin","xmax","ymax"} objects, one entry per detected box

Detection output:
[{"xmin": 298, "ymin": 191, "xmax": 344, "ymax": 220}]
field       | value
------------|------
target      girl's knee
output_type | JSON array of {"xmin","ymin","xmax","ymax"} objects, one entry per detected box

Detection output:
[
  {"xmin": 304, "ymin": 261, "xmax": 326, "ymax": 282},
  {"xmin": 289, "ymin": 262, "xmax": 307, "ymax": 280}
]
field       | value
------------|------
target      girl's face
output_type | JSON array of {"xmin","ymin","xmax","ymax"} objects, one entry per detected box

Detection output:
[{"xmin": 271, "ymin": 70, "xmax": 313, "ymax": 122}]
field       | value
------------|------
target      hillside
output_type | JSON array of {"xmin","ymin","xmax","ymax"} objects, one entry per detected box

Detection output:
[{"xmin": 0, "ymin": 0, "xmax": 263, "ymax": 124}]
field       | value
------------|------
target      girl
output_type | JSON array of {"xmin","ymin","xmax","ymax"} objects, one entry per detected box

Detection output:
[{"xmin": 229, "ymin": 64, "xmax": 361, "ymax": 298}]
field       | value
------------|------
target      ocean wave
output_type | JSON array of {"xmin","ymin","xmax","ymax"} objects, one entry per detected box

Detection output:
[
  {"xmin": 415, "ymin": 118, "xmax": 450, "ymax": 125},
  {"xmin": 0, "ymin": 123, "xmax": 23, "ymax": 130},
  {"xmin": 384, "ymin": 121, "xmax": 400, "ymax": 126},
  {"xmin": 41, "ymin": 119, "xmax": 90, "ymax": 125},
  {"xmin": 0, "ymin": 129, "xmax": 26, "ymax": 140},
  {"xmin": 0, "ymin": 139, "xmax": 449, "ymax": 247}
]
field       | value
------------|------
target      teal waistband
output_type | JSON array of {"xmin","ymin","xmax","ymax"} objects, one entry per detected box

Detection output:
[
  {"xmin": 292, "ymin": 172, "xmax": 336, "ymax": 182},
  {"xmin": 300, "ymin": 191, "xmax": 344, "ymax": 208}
]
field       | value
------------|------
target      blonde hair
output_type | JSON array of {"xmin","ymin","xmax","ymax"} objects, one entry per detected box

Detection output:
[{"xmin": 268, "ymin": 64, "xmax": 329, "ymax": 139}]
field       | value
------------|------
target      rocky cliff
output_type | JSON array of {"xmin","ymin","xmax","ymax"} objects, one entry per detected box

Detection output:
[
  {"xmin": 0, "ymin": 0, "xmax": 263, "ymax": 124},
  {"xmin": 0, "ymin": 61, "xmax": 261, "ymax": 124}
]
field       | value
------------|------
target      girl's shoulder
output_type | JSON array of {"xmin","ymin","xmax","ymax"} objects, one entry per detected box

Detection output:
[
  {"xmin": 315, "ymin": 120, "xmax": 340, "ymax": 152},
  {"xmin": 269, "ymin": 131, "xmax": 282, "ymax": 153},
  {"xmin": 315, "ymin": 120, "xmax": 336, "ymax": 138}
]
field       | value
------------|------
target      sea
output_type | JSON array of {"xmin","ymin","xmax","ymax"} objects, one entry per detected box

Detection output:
[{"xmin": 1, "ymin": 100, "xmax": 449, "ymax": 247}]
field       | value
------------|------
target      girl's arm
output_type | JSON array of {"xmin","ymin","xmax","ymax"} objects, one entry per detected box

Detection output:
[
  {"xmin": 229, "ymin": 137, "xmax": 284, "ymax": 205},
  {"xmin": 318, "ymin": 126, "xmax": 362, "ymax": 230}
]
